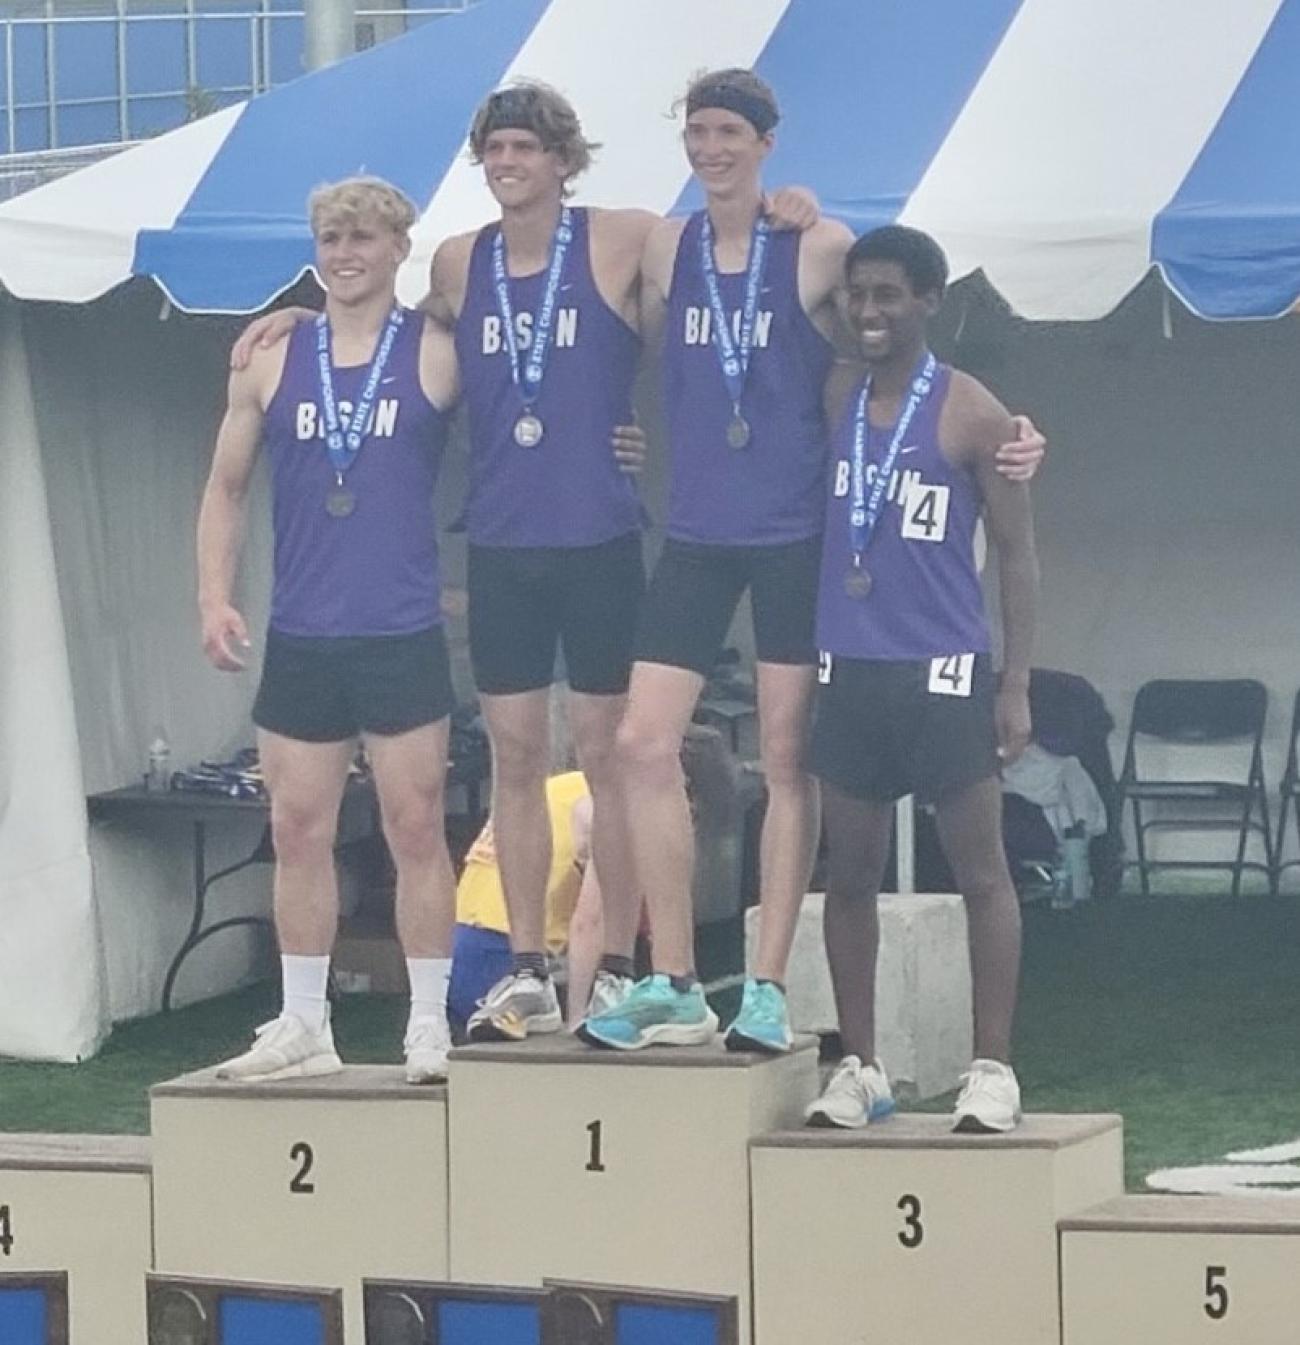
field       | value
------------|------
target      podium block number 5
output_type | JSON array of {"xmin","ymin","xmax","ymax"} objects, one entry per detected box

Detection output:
[{"xmin": 1203, "ymin": 1266, "xmax": 1228, "ymax": 1321}]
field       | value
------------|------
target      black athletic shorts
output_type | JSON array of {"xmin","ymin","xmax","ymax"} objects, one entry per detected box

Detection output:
[
  {"xmin": 810, "ymin": 653, "xmax": 999, "ymax": 804},
  {"xmin": 253, "ymin": 624, "xmax": 454, "ymax": 742},
  {"xmin": 635, "ymin": 535, "xmax": 820, "ymax": 676},
  {"xmin": 467, "ymin": 531, "xmax": 644, "ymax": 696}
]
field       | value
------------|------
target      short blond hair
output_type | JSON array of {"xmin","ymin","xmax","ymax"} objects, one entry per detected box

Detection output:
[
  {"xmin": 468, "ymin": 79, "xmax": 598, "ymax": 192},
  {"xmin": 308, "ymin": 176, "xmax": 418, "ymax": 238}
]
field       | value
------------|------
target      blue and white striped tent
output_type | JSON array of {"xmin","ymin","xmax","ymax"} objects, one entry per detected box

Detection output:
[{"xmin": 1, "ymin": 0, "xmax": 1299, "ymax": 319}]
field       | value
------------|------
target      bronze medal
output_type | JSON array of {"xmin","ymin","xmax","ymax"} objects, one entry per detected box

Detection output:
[
  {"xmin": 326, "ymin": 488, "xmax": 356, "ymax": 518},
  {"xmin": 844, "ymin": 566, "xmax": 873, "ymax": 599},
  {"xmin": 726, "ymin": 414, "xmax": 752, "ymax": 449}
]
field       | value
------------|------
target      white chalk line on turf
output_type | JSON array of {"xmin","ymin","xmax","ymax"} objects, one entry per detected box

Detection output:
[{"xmin": 1146, "ymin": 1135, "xmax": 1300, "ymax": 1196}]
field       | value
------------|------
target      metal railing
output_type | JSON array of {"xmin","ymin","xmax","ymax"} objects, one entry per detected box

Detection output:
[
  {"xmin": 1, "ymin": 1, "xmax": 475, "ymax": 155},
  {"xmin": 0, "ymin": 135, "xmax": 131, "ymax": 197}
]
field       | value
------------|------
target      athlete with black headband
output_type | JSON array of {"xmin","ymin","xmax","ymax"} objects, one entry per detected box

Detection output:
[
  {"xmin": 230, "ymin": 80, "xmax": 818, "ymax": 1044},
  {"xmin": 581, "ymin": 70, "xmax": 1045, "ymax": 1054}
]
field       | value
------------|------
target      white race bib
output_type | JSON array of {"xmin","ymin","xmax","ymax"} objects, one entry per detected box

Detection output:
[{"xmin": 928, "ymin": 654, "xmax": 974, "ymax": 697}]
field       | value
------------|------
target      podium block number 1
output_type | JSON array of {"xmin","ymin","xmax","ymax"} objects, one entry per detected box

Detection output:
[
  {"xmin": 585, "ymin": 1122, "xmax": 605, "ymax": 1174},
  {"xmin": 0, "ymin": 1204, "xmax": 12, "ymax": 1256}
]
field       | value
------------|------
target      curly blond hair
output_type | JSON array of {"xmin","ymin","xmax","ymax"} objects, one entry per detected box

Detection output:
[{"xmin": 308, "ymin": 176, "xmax": 418, "ymax": 238}]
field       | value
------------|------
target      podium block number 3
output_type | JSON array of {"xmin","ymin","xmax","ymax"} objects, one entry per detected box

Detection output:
[{"xmin": 897, "ymin": 1195, "xmax": 923, "ymax": 1249}]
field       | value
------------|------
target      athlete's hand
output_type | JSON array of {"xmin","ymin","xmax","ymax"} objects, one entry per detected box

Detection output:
[
  {"xmin": 611, "ymin": 421, "xmax": 647, "ymax": 475},
  {"xmin": 995, "ymin": 683, "xmax": 1032, "ymax": 764},
  {"xmin": 229, "ymin": 306, "xmax": 314, "ymax": 371},
  {"xmin": 201, "ymin": 602, "xmax": 252, "ymax": 671},
  {"xmin": 765, "ymin": 185, "xmax": 821, "ymax": 233},
  {"xmin": 995, "ymin": 415, "xmax": 1046, "ymax": 482}
]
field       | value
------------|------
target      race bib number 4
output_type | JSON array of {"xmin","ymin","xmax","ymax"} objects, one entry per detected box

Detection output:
[
  {"xmin": 928, "ymin": 654, "xmax": 974, "ymax": 697},
  {"xmin": 818, "ymin": 651, "xmax": 834, "ymax": 685},
  {"xmin": 901, "ymin": 483, "xmax": 950, "ymax": 542}
]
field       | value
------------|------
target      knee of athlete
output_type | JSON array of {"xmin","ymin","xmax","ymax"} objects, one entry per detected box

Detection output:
[
  {"xmin": 270, "ymin": 800, "xmax": 337, "ymax": 864},
  {"xmin": 488, "ymin": 727, "xmax": 550, "ymax": 789},
  {"xmin": 959, "ymin": 867, "xmax": 1015, "ymax": 907},
  {"xmin": 615, "ymin": 715, "xmax": 680, "ymax": 782},
  {"xmin": 759, "ymin": 730, "xmax": 811, "ymax": 792},
  {"xmin": 381, "ymin": 797, "xmax": 446, "ymax": 865}
]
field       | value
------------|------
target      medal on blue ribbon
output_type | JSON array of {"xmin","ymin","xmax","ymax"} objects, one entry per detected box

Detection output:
[
  {"xmin": 492, "ymin": 205, "xmax": 573, "ymax": 448},
  {"xmin": 845, "ymin": 350, "xmax": 937, "ymax": 597},
  {"xmin": 315, "ymin": 306, "xmax": 405, "ymax": 517},
  {"xmin": 700, "ymin": 212, "xmax": 770, "ymax": 449}
]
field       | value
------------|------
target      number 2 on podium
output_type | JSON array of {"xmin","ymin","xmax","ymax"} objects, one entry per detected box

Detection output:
[{"xmin": 585, "ymin": 1120, "xmax": 606, "ymax": 1172}]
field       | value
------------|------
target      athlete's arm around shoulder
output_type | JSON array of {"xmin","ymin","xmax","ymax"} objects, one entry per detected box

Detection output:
[
  {"xmin": 587, "ymin": 206, "xmax": 659, "ymax": 330},
  {"xmin": 418, "ymin": 317, "xmax": 460, "ymax": 410},
  {"xmin": 197, "ymin": 342, "xmax": 283, "ymax": 670},
  {"xmin": 423, "ymin": 229, "xmax": 476, "ymax": 328},
  {"xmin": 948, "ymin": 370, "xmax": 1037, "ymax": 760},
  {"xmin": 637, "ymin": 214, "xmax": 688, "ymax": 350},
  {"xmin": 798, "ymin": 217, "xmax": 854, "ymax": 332}
]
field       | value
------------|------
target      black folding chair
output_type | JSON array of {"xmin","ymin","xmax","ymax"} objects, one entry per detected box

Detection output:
[
  {"xmin": 1271, "ymin": 690, "xmax": 1300, "ymax": 884},
  {"xmin": 1117, "ymin": 678, "xmax": 1272, "ymax": 897}
]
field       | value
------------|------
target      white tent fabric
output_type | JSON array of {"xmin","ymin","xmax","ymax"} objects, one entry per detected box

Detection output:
[{"xmin": 0, "ymin": 303, "xmax": 104, "ymax": 1060}]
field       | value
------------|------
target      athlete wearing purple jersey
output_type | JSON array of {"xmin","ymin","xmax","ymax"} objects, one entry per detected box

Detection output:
[
  {"xmin": 199, "ymin": 178, "xmax": 460, "ymax": 1084},
  {"xmin": 582, "ymin": 70, "xmax": 1045, "ymax": 1055},
  {"xmin": 805, "ymin": 226, "xmax": 1036, "ymax": 1134}
]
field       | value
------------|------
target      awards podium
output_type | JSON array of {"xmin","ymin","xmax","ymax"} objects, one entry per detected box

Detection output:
[
  {"xmin": 1061, "ymin": 1195, "xmax": 1300, "ymax": 1345},
  {"xmin": 447, "ymin": 1033, "xmax": 818, "ymax": 1345},
  {"xmin": 150, "ymin": 1065, "xmax": 448, "ymax": 1345},
  {"xmin": 751, "ymin": 1113, "xmax": 1124, "ymax": 1345},
  {"xmin": 0, "ymin": 1134, "xmax": 152, "ymax": 1344}
]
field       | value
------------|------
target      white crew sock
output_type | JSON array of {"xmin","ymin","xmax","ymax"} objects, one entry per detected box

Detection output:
[
  {"xmin": 281, "ymin": 954, "xmax": 330, "ymax": 1032},
  {"xmin": 406, "ymin": 956, "xmax": 452, "ymax": 1027}
]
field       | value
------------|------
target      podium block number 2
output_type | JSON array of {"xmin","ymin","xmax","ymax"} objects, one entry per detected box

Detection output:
[{"xmin": 289, "ymin": 1142, "xmax": 316, "ymax": 1195}]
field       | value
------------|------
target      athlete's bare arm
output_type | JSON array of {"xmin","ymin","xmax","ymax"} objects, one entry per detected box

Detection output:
[
  {"xmin": 797, "ymin": 217, "xmax": 855, "ymax": 343},
  {"xmin": 945, "ymin": 371, "xmax": 1038, "ymax": 762},
  {"xmin": 423, "ymin": 231, "xmax": 476, "ymax": 328},
  {"xmin": 587, "ymin": 206, "xmax": 659, "ymax": 330},
  {"xmin": 198, "ymin": 344, "xmax": 283, "ymax": 669},
  {"xmin": 418, "ymin": 317, "xmax": 460, "ymax": 410},
  {"xmin": 637, "ymin": 215, "xmax": 688, "ymax": 353}
]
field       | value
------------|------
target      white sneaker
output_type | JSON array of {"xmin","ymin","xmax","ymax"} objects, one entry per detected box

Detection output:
[
  {"xmin": 215, "ymin": 1012, "xmax": 342, "ymax": 1082},
  {"xmin": 404, "ymin": 1016, "xmax": 450, "ymax": 1084},
  {"xmin": 582, "ymin": 970, "xmax": 634, "ymax": 1020},
  {"xmin": 805, "ymin": 1055, "xmax": 896, "ymax": 1129},
  {"xmin": 466, "ymin": 970, "xmax": 563, "ymax": 1042},
  {"xmin": 953, "ymin": 1058, "xmax": 1022, "ymax": 1133}
]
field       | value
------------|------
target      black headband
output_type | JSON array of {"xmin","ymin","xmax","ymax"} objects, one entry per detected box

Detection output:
[
  {"xmin": 479, "ymin": 87, "xmax": 546, "ymax": 137},
  {"xmin": 686, "ymin": 83, "xmax": 779, "ymax": 135}
]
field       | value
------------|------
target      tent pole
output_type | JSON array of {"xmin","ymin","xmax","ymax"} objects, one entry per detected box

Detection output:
[{"xmin": 304, "ymin": 0, "xmax": 356, "ymax": 71}]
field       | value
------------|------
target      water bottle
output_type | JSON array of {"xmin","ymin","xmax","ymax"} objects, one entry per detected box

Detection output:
[
  {"xmin": 1049, "ymin": 855, "xmax": 1074, "ymax": 910},
  {"xmin": 1063, "ymin": 824, "xmax": 1092, "ymax": 903},
  {"xmin": 146, "ymin": 729, "xmax": 171, "ymax": 792}
]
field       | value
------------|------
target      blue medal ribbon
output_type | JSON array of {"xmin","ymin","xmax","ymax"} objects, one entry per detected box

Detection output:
[
  {"xmin": 849, "ymin": 350, "xmax": 938, "ymax": 569},
  {"xmin": 314, "ymin": 305, "xmax": 405, "ymax": 481},
  {"xmin": 699, "ymin": 211, "xmax": 770, "ymax": 423},
  {"xmin": 491, "ymin": 205, "xmax": 573, "ymax": 418}
]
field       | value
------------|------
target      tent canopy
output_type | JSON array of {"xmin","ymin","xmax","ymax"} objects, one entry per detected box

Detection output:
[{"xmin": 1, "ymin": 0, "xmax": 1299, "ymax": 321}]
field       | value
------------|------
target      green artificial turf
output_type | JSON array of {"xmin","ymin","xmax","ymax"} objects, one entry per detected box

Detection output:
[{"xmin": 2, "ymin": 893, "xmax": 1297, "ymax": 1190}]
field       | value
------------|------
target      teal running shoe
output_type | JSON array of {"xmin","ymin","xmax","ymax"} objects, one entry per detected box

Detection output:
[
  {"xmin": 577, "ymin": 973, "xmax": 719, "ymax": 1050},
  {"xmin": 724, "ymin": 977, "xmax": 794, "ymax": 1054}
]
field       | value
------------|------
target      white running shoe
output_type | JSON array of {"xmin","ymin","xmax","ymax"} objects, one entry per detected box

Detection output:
[
  {"xmin": 466, "ymin": 970, "xmax": 563, "ymax": 1042},
  {"xmin": 804, "ymin": 1055, "xmax": 896, "ymax": 1129},
  {"xmin": 953, "ymin": 1058, "xmax": 1022, "ymax": 1133},
  {"xmin": 215, "ymin": 1012, "xmax": 342, "ymax": 1082},
  {"xmin": 403, "ymin": 1016, "xmax": 450, "ymax": 1084},
  {"xmin": 582, "ymin": 970, "xmax": 635, "ymax": 1021}
]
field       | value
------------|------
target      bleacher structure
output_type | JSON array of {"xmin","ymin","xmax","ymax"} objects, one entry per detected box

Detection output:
[{"xmin": 2, "ymin": 1042, "xmax": 1298, "ymax": 1343}]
